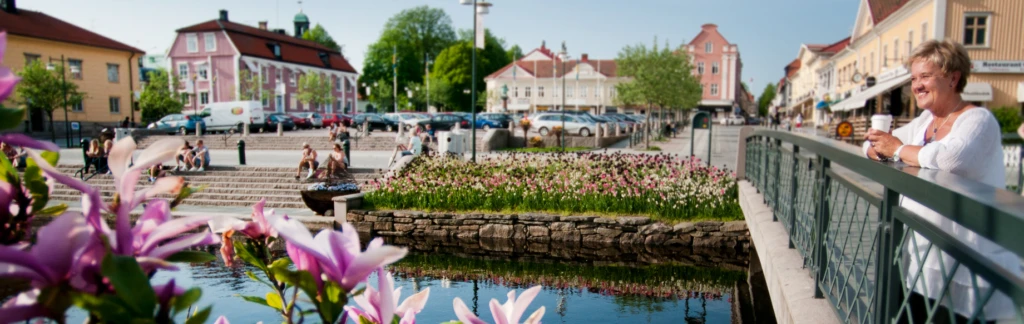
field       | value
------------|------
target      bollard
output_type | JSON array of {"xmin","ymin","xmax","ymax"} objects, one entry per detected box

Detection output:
[
  {"xmin": 196, "ymin": 124, "xmax": 202, "ymax": 137},
  {"xmin": 80, "ymin": 139, "xmax": 88, "ymax": 158},
  {"xmin": 595, "ymin": 124, "xmax": 601, "ymax": 147},
  {"xmin": 343, "ymin": 140, "xmax": 351, "ymax": 167},
  {"xmin": 362, "ymin": 120, "xmax": 369, "ymax": 137},
  {"xmin": 237, "ymin": 140, "xmax": 246, "ymax": 165},
  {"xmin": 243, "ymin": 123, "xmax": 250, "ymax": 137},
  {"xmin": 277, "ymin": 122, "xmax": 284, "ymax": 136}
]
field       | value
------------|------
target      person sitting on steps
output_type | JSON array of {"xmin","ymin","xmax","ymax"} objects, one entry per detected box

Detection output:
[
  {"xmin": 186, "ymin": 140, "xmax": 209, "ymax": 172},
  {"xmin": 83, "ymin": 139, "xmax": 103, "ymax": 173},
  {"xmin": 397, "ymin": 127, "xmax": 423, "ymax": 157},
  {"xmin": 175, "ymin": 141, "xmax": 193, "ymax": 171},
  {"xmin": 148, "ymin": 163, "xmax": 166, "ymax": 182},
  {"xmin": 324, "ymin": 143, "xmax": 346, "ymax": 179},
  {"xmin": 295, "ymin": 142, "xmax": 319, "ymax": 180},
  {"xmin": 101, "ymin": 139, "xmax": 114, "ymax": 174}
]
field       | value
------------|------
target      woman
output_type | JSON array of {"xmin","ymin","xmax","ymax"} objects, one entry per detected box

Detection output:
[
  {"xmin": 324, "ymin": 143, "xmax": 346, "ymax": 179},
  {"xmin": 84, "ymin": 139, "xmax": 102, "ymax": 173},
  {"xmin": 175, "ymin": 141, "xmax": 193, "ymax": 171},
  {"xmin": 863, "ymin": 40, "xmax": 1016, "ymax": 323},
  {"xmin": 99, "ymin": 139, "xmax": 114, "ymax": 174}
]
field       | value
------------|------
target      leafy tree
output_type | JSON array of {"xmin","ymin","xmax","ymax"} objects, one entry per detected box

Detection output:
[
  {"xmin": 14, "ymin": 61, "xmax": 85, "ymax": 141},
  {"xmin": 238, "ymin": 69, "xmax": 270, "ymax": 103},
  {"xmin": 410, "ymin": 74, "xmax": 453, "ymax": 111},
  {"xmin": 431, "ymin": 41, "xmax": 489, "ymax": 112},
  {"xmin": 757, "ymin": 83, "xmax": 777, "ymax": 117},
  {"xmin": 506, "ymin": 44, "xmax": 523, "ymax": 62},
  {"xmin": 457, "ymin": 28, "xmax": 511, "ymax": 80},
  {"xmin": 359, "ymin": 6, "xmax": 457, "ymax": 101},
  {"xmin": 302, "ymin": 23, "xmax": 341, "ymax": 52},
  {"xmin": 992, "ymin": 106, "xmax": 1022, "ymax": 133},
  {"xmin": 139, "ymin": 68, "xmax": 183, "ymax": 124},
  {"xmin": 296, "ymin": 73, "xmax": 335, "ymax": 111},
  {"xmin": 366, "ymin": 78, "xmax": 396, "ymax": 113},
  {"xmin": 614, "ymin": 38, "xmax": 700, "ymax": 147}
]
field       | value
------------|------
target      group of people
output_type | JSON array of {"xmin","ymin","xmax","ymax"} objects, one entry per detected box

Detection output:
[
  {"xmin": 294, "ymin": 142, "xmax": 347, "ymax": 180},
  {"xmin": 1, "ymin": 141, "xmax": 27, "ymax": 168},
  {"xmin": 173, "ymin": 140, "xmax": 210, "ymax": 172},
  {"xmin": 83, "ymin": 138, "xmax": 113, "ymax": 174},
  {"xmin": 327, "ymin": 122, "xmax": 350, "ymax": 142}
]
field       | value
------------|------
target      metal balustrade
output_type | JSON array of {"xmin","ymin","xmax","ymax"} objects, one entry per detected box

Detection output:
[{"xmin": 743, "ymin": 129, "xmax": 1024, "ymax": 324}]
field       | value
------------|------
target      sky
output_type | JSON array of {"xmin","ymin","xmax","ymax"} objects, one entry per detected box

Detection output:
[{"xmin": 19, "ymin": 0, "xmax": 860, "ymax": 97}]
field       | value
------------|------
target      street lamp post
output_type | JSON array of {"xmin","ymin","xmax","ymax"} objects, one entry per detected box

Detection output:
[
  {"xmin": 460, "ymin": 0, "xmax": 491, "ymax": 163},
  {"xmin": 46, "ymin": 56, "xmax": 71, "ymax": 147},
  {"xmin": 558, "ymin": 43, "xmax": 568, "ymax": 152}
]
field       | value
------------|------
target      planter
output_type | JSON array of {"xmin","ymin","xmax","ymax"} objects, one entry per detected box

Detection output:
[{"xmin": 300, "ymin": 188, "xmax": 360, "ymax": 215}]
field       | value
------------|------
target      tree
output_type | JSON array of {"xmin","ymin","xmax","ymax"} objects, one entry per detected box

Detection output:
[
  {"xmin": 359, "ymin": 6, "xmax": 457, "ymax": 101},
  {"xmin": 14, "ymin": 61, "xmax": 85, "ymax": 141},
  {"xmin": 614, "ymin": 38, "xmax": 701, "ymax": 146},
  {"xmin": 302, "ymin": 23, "xmax": 341, "ymax": 52},
  {"xmin": 296, "ymin": 73, "xmax": 335, "ymax": 111},
  {"xmin": 431, "ymin": 41, "xmax": 490, "ymax": 112},
  {"xmin": 139, "ymin": 68, "xmax": 183, "ymax": 124},
  {"xmin": 506, "ymin": 44, "xmax": 523, "ymax": 62},
  {"xmin": 457, "ymin": 28, "xmax": 511, "ymax": 79},
  {"xmin": 238, "ymin": 69, "xmax": 270, "ymax": 103},
  {"xmin": 367, "ymin": 78, "xmax": 395, "ymax": 113},
  {"xmin": 757, "ymin": 83, "xmax": 777, "ymax": 117}
]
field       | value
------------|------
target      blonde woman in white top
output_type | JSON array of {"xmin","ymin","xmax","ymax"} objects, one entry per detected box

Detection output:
[{"xmin": 863, "ymin": 40, "xmax": 1017, "ymax": 323}]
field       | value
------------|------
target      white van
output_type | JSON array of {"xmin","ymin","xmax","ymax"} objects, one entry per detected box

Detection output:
[{"xmin": 199, "ymin": 101, "xmax": 266, "ymax": 133}]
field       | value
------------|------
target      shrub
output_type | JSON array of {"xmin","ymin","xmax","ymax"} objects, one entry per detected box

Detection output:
[
  {"xmin": 992, "ymin": 106, "xmax": 1022, "ymax": 134},
  {"xmin": 528, "ymin": 136, "xmax": 544, "ymax": 148},
  {"xmin": 549, "ymin": 125, "xmax": 563, "ymax": 137}
]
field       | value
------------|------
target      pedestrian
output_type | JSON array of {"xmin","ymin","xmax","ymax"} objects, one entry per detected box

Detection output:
[{"xmin": 121, "ymin": 117, "xmax": 130, "ymax": 128}]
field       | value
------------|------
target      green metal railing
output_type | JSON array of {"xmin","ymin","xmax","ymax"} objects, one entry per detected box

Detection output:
[{"xmin": 744, "ymin": 129, "xmax": 1024, "ymax": 323}]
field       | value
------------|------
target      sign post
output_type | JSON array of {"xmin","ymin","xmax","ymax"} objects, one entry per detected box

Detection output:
[{"xmin": 690, "ymin": 111, "xmax": 712, "ymax": 167}]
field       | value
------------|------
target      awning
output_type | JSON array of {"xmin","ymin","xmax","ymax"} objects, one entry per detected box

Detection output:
[
  {"xmin": 961, "ymin": 82, "xmax": 993, "ymax": 102},
  {"xmin": 832, "ymin": 73, "xmax": 912, "ymax": 112},
  {"xmin": 816, "ymin": 100, "xmax": 829, "ymax": 109},
  {"xmin": 1017, "ymin": 82, "xmax": 1024, "ymax": 103}
]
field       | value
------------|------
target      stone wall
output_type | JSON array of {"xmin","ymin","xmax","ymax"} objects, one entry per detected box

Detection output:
[{"xmin": 346, "ymin": 209, "xmax": 749, "ymax": 250}]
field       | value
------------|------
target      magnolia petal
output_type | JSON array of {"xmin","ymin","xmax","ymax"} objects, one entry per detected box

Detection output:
[
  {"xmin": 378, "ymin": 270, "xmax": 396, "ymax": 324},
  {"xmin": 131, "ymin": 176, "xmax": 184, "ymax": 208},
  {"xmin": 141, "ymin": 213, "xmax": 216, "ymax": 255},
  {"xmin": 398, "ymin": 310, "xmax": 416, "ymax": 324},
  {"xmin": 122, "ymin": 137, "xmax": 183, "ymax": 190},
  {"xmin": 154, "ymin": 278, "xmax": 184, "ymax": 305},
  {"xmin": 343, "ymin": 306, "xmax": 372, "ymax": 324},
  {"xmin": 207, "ymin": 216, "xmax": 248, "ymax": 234},
  {"xmin": 340, "ymin": 246, "xmax": 408, "ymax": 291},
  {"xmin": 250, "ymin": 198, "xmax": 276, "ymax": 238},
  {"xmin": 107, "ymin": 137, "xmax": 137, "ymax": 188},
  {"xmin": 0, "ymin": 31, "xmax": 6, "ymax": 60},
  {"xmin": 523, "ymin": 306, "xmax": 546, "ymax": 324},
  {"xmin": 0, "ymin": 68, "xmax": 17, "ymax": 103},
  {"xmin": 136, "ymin": 256, "xmax": 179, "ymax": 271},
  {"xmin": 272, "ymin": 217, "xmax": 332, "ymax": 267},
  {"xmin": 509, "ymin": 286, "xmax": 543, "ymax": 324},
  {"xmin": 453, "ymin": 298, "xmax": 488, "ymax": 324},
  {"xmin": 213, "ymin": 315, "xmax": 231, "ymax": 324},
  {"xmin": 0, "ymin": 134, "xmax": 59, "ymax": 152},
  {"xmin": 0, "ymin": 246, "xmax": 55, "ymax": 284},
  {"xmin": 285, "ymin": 241, "xmax": 323, "ymax": 289},
  {"xmin": 30, "ymin": 212, "xmax": 92, "ymax": 281},
  {"xmin": 395, "ymin": 287, "xmax": 430, "ymax": 317},
  {"xmin": 132, "ymin": 199, "xmax": 173, "ymax": 244},
  {"xmin": 351, "ymin": 287, "xmax": 380, "ymax": 323},
  {"xmin": 148, "ymin": 231, "xmax": 220, "ymax": 260},
  {"xmin": 490, "ymin": 299, "xmax": 509, "ymax": 324},
  {"xmin": 25, "ymin": 149, "xmax": 94, "ymax": 195},
  {"xmin": 0, "ymin": 290, "xmax": 47, "ymax": 323}
]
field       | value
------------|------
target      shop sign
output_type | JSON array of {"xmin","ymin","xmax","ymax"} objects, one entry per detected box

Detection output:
[{"xmin": 971, "ymin": 60, "xmax": 1024, "ymax": 73}]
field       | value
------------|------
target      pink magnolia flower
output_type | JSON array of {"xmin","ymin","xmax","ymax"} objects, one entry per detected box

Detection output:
[
  {"xmin": 453, "ymin": 285, "xmax": 545, "ymax": 324},
  {"xmin": 345, "ymin": 268, "xmax": 430, "ymax": 324},
  {"xmin": 271, "ymin": 216, "xmax": 407, "ymax": 292},
  {"xmin": 0, "ymin": 31, "xmax": 20, "ymax": 102}
]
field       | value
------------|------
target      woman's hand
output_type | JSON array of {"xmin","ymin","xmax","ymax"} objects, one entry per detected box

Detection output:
[{"xmin": 865, "ymin": 128, "xmax": 903, "ymax": 158}]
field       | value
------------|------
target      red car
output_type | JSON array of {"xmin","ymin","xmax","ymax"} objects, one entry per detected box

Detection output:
[
  {"xmin": 289, "ymin": 114, "xmax": 311, "ymax": 129},
  {"xmin": 322, "ymin": 113, "xmax": 352, "ymax": 128}
]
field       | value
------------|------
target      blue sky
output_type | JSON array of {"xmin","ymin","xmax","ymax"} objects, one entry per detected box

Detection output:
[{"xmin": 20, "ymin": 0, "xmax": 859, "ymax": 97}]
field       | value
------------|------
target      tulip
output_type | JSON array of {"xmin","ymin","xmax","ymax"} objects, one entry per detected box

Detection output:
[
  {"xmin": 345, "ymin": 268, "xmax": 430, "ymax": 324},
  {"xmin": 453, "ymin": 285, "xmax": 545, "ymax": 324}
]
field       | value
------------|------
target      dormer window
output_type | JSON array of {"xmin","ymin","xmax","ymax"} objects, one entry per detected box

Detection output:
[
  {"xmin": 318, "ymin": 52, "xmax": 331, "ymax": 68},
  {"xmin": 267, "ymin": 43, "xmax": 282, "ymax": 59}
]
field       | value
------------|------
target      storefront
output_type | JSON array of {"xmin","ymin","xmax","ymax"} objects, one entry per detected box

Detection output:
[{"xmin": 961, "ymin": 82, "xmax": 993, "ymax": 106}]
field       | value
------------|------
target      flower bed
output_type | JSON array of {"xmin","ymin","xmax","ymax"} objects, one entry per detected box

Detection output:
[
  {"xmin": 364, "ymin": 152, "xmax": 741, "ymax": 222},
  {"xmin": 301, "ymin": 182, "xmax": 360, "ymax": 215}
]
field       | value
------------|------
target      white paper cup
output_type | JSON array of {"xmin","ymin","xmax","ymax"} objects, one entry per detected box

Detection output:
[{"xmin": 871, "ymin": 114, "xmax": 893, "ymax": 133}]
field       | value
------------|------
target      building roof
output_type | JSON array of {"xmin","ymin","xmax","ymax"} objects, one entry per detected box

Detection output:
[
  {"xmin": 868, "ymin": 0, "xmax": 912, "ymax": 24},
  {"xmin": 784, "ymin": 59, "xmax": 801, "ymax": 79},
  {"xmin": 177, "ymin": 19, "xmax": 356, "ymax": 73},
  {"xmin": 0, "ymin": 9, "xmax": 144, "ymax": 53},
  {"xmin": 820, "ymin": 37, "xmax": 851, "ymax": 54},
  {"xmin": 485, "ymin": 56, "xmax": 617, "ymax": 80},
  {"xmin": 805, "ymin": 44, "xmax": 829, "ymax": 52}
]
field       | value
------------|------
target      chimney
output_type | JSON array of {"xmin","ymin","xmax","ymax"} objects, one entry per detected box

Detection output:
[
  {"xmin": 218, "ymin": 9, "xmax": 228, "ymax": 21},
  {"xmin": 2, "ymin": 0, "xmax": 17, "ymax": 14},
  {"xmin": 581, "ymin": 54, "xmax": 589, "ymax": 62},
  {"xmin": 274, "ymin": 29, "xmax": 286, "ymax": 35},
  {"xmin": 258, "ymin": 21, "xmax": 268, "ymax": 30}
]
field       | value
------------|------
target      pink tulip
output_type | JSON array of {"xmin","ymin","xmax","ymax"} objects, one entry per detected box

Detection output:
[
  {"xmin": 345, "ymin": 268, "xmax": 430, "ymax": 324},
  {"xmin": 453, "ymin": 285, "xmax": 545, "ymax": 324},
  {"xmin": 271, "ymin": 216, "xmax": 407, "ymax": 292}
]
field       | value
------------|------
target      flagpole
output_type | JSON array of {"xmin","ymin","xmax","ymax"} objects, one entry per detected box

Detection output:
[{"xmin": 393, "ymin": 44, "xmax": 398, "ymax": 114}]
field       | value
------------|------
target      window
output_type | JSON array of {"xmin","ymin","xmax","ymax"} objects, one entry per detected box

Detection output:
[
  {"xmin": 262, "ymin": 96, "xmax": 269, "ymax": 107},
  {"xmin": 335, "ymin": 76, "xmax": 342, "ymax": 91},
  {"xmin": 922, "ymin": 22, "xmax": 928, "ymax": 43},
  {"xmin": 883, "ymin": 45, "xmax": 888, "ymax": 67},
  {"xmin": 289, "ymin": 71, "xmax": 296, "ymax": 87},
  {"xmin": 107, "ymin": 64, "xmax": 119, "ymax": 83},
  {"xmin": 710, "ymin": 84, "xmax": 719, "ymax": 96},
  {"xmin": 538, "ymin": 86, "xmax": 545, "ymax": 97},
  {"xmin": 197, "ymin": 64, "xmax": 208, "ymax": 80},
  {"xmin": 610, "ymin": 86, "xmax": 616, "ymax": 98},
  {"xmin": 697, "ymin": 62, "xmax": 705, "ymax": 74},
  {"xmin": 24, "ymin": 53, "xmax": 40, "ymax": 65},
  {"xmin": 513, "ymin": 87, "xmax": 518, "ymax": 97},
  {"xmin": 712, "ymin": 62, "xmax": 719, "ymax": 74},
  {"xmin": 963, "ymin": 13, "xmax": 990, "ymax": 46},
  {"xmin": 199, "ymin": 92, "xmax": 209, "ymax": 105},
  {"xmin": 276, "ymin": 69, "xmax": 282, "ymax": 84},
  {"xmin": 68, "ymin": 59, "xmax": 83, "ymax": 79},
  {"xmin": 180, "ymin": 93, "xmax": 190, "ymax": 105},
  {"xmin": 261, "ymin": 67, "xmax": 268, "ymax": 84},
  {"xmin": 908, "ymin": 31, "xmax": 915, "ymax": 54},
  {"xmin": 580, "ymin": 86, "xmax": 587, "ymax": 98},
  {"xmin": 72, "ymin": 101, "xmax": 83, "ymax": 112},
  {"xmin": 204, "ymin": 32, "xmax": 216, "ymax": 52},
  {"xmin": 109, "ymin": 97, "xmax": 121, "ymax": 113},
  {"xmin": 894, "ymin": 38, "xmax": 900, "ymax": 62},
  {"xmin": 596, "ymin": 86, "xmax": 601, "ymax": 98},
  {"xmin": 186, "ymin": 34, "xmax": 198, "ymax": 53},
  {"xmin": 178, "ymin": 63, "xmax": 188, "ymax": 79},
  {"xmin": 566, "ymin": 86, "xmax": 574, "ymax": 98},
  {"xmin": 869, "ymin": 52, "xmax": 874, "ymax": 73},
  {"xmin": 705, "ymin": 42, "xmax": 712, "ymax": 53},
  {"xmin": 525, "ymin": 87, "xmax": 531, "ymax": 98}
]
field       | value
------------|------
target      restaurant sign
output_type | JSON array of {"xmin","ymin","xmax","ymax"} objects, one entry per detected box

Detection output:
[{"xmin": 971, "ymin": 60, "xmax": 1024, "ymax": 73}]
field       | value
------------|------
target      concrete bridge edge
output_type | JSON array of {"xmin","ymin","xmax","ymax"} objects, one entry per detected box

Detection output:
[{"xmin": 739, "ymin": 180, "xmax": 841, "ymax": 324}]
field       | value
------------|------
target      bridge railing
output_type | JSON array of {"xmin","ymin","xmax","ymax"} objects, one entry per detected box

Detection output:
[{"xmin": 743, "ymin": 129, "xmax": 1024, "ymax": 324}]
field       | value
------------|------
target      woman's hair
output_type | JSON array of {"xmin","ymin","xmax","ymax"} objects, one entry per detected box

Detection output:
[
  {"xmin": 334, "ymin": 143, "xmax": 341, "ymax": 150},
  {"xmin": 907, "ymin": 39, "xmax": 972, "ymax": 93},
  {"xmin": 90, "ymin": 139, "xmax": 100, "ymax": 149}
]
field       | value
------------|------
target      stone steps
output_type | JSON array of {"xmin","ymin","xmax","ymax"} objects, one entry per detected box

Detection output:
[{"xmin": 131, "ymin": 134, "xmax": 486, "ymax": 151}]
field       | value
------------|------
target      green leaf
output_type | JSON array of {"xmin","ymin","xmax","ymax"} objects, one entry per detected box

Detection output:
[
  {"xmin": 33, "ymin": 204, "xmax": 67, "ymax": 217},
  {"xmin": 0, "ymin": 107, "xmax": 26, "ymax": 131},
  {"xmin": 101, "ymin": 254, "xmax": 157, "ymax": 316},
  {"xmin": 166, "ymin": 251, "xmax": 217, "ymax": 263},
  {"xmin": 245, "ymin": 270, "xmax": 276, "ymax": 290},
  {"xmin": 265, "ymin": 292, "xmax": 284, "ymax": 311},
  {"xmin": 40, "ymin": 151, "xmax": 60, "ymax": 167},
  {"xmin": 184, "ymin": 306, "xmax": 211, "ymax": 324},
  {"xmin": 237, "ymin": 294, "xmax": 270, "ymax": 307},
  {"xmin": 171, "ymin": 184, "xmax": 207, "ymax": 209},
  {"xmin": 318, "ymin": 281, "xmax": 347, "ymax": 324},
  {"xmin": 172, "ymin": 288, "xmax": 202, "ymax": 315},
  {"xmin": 233, "ymin": 240, "xmax": 266, "ymax": 272},
  {"xmin": 0, "ymin": 155, "xmax": 16, "ymax": 183}
]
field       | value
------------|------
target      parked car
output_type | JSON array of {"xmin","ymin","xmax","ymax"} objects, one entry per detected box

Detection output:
[
  {"xmin": 198, "ymin": 101, "xmax": 266, "ymax": 133},
  {"xmin": 264, "ymin": 113, "xmax": 296, "ymax": 132},
  {"xmin": 476, "ymin": 113, "xmax": 512, "ymax": 129},
  {"xmin": 745, "ymin": 116, "xmax": 763, "ymax": 125},
  {"xmin": 291, "ymin": 112, "xmax": 324, "ymax": 128},
  {"xmin": 351, "ymin": 114, "xmax": 391, "ymax": 132},
  {"xmin": 721, "ymin": 115, "xmax": 745, "ymax": 126},
  {"xmin": 602, "ymin": 113, "xmax": 638, "ymax": 126},
  {"xmin": 415, "ymin": 114, "xmax": 467, "ymax": 131},
  {"xmin": 322, "ymin": 113, "xmax": 350, "ymax": 128},
  {"xmin": 147, "ymin": 114, "xmax": 205, "ymax": 135},
  {"xmin": 529, "ymin": 113, "xmax": 598, "ymax": 136}
]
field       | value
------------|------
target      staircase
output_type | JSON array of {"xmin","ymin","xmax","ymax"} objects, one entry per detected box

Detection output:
[
  {"xmin": 132, "ymin": 133, "xmax": 487, "ymax": 151},
  {"xmin": 48, "ymin": 164, "xmax": 385, "ymax": 210}
]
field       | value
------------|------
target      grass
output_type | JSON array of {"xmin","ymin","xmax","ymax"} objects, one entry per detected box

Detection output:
[
  {"xmin": 643, "ymin": 146, "xmax": 662, "ymax": 151},
  {"xmin": 497, "ymin": 146, "xmax": 592, "ymax": 153}
]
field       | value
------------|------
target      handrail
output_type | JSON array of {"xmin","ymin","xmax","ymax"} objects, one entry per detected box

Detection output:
[{"xmin": 749, "ymin": 129, "xmax": 1024, "ymax": 257}]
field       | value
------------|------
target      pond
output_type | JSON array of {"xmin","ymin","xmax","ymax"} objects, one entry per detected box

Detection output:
[{"xmin": 62, "ymin": 235, "xmax": 755, "ymax": 323}]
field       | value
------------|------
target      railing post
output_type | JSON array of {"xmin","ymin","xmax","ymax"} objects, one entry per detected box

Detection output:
[
  {"xmin": 1017, "ymin": 146, "xmax": 1023, "ymax": 194},
  {"xmin": 873, "ymin": 188, "xmax": 904, "ymax": 323},
  {"xmin": 772, "ymin": 139, "xmax": 782, "ymax": 222},
  {"xmin": 788, "ymin": 145, "xmax": 800, "ymax": 249},
  {"xmin": 812, "ymin": 155, "xmax": 831, "ymax": 298},
  {"xmin": 762, "ymin": 136, "xmax": 769, "ymax": 197}
]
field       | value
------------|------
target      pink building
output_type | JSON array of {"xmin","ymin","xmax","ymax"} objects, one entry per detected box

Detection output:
[
  {"xmin": 686, "ymin": 24, "xmax": 743, "ymax": 118},
  {"xmin": 167, "ymin": 10, "xmax": 358, "ymax": 115}
]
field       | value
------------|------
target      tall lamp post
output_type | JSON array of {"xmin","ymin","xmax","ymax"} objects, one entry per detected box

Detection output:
[
  {"xmin": 558, "ymin": 43, "xmax": 568, "ymax": 152},
  {"xmin": 46, "ymin": 56, "xmax": 73, "ymax": 148},
  {"xmin": 460, "ymin": 0, "xmax": 491, "ymax": 163}
]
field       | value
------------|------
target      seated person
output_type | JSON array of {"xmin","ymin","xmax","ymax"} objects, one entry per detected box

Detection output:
[
  {"xmin": 175, "ymin": 141, "xmax": 193, "ymax": 171},
  {"xmin": 397, "ymin": 127, "xmax": 423, "ymax": 157},
  {"xmin": 334, "ymin": 123, "xmax": 349, "ymax": 141},
  {"xmin": 423, "ymin": 124, "xmax": 436, "ymax": 143},
  {"xmin": 100, "ymin": 139, "xmax": 114, "ymax": 174},
  {"xmin": 295, "ymin": 143, "xmax": 319, "ymax": 179},
  {"xmin": 2, "ymin": 142, "xmax": 25, "ymax": 168},
  {"xmin": 83, "ymin": 139, "xmax": 104, "ymax": 173},
  {"xmin": 148, "ymin": 163, "xmax": 166, "ymax": 182},
  {"xmin": 187, "ymin": 140, "xmax": 209, "ymax": 171},
  {"xmin": 324, "ymin": 143, "xmax": 347, "ymax": 179}
]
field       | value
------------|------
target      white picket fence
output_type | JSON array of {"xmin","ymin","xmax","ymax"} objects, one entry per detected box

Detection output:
[{"xmin": 1005, "ymin": 144, "xmax": 1022, "ymax": 191}]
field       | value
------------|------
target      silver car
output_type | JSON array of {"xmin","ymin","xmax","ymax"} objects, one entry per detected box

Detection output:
[{"xmin": 528, "ymin": 113, "xmax": 599, "ymax": 137}]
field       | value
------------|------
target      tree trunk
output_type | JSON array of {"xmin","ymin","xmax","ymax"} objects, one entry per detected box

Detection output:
[{"xmin": 47, "ymin": 111, "xmax": 56, "ymax": 143}]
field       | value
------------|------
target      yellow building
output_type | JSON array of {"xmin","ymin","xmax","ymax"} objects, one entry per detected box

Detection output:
[
  {"xmin": 829, "ymin": 0, "xmax": 1024, "ymax": 118},
  {"xmin": 1, "ymin": 1, "xmax": 144, "ymax": 132}
]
